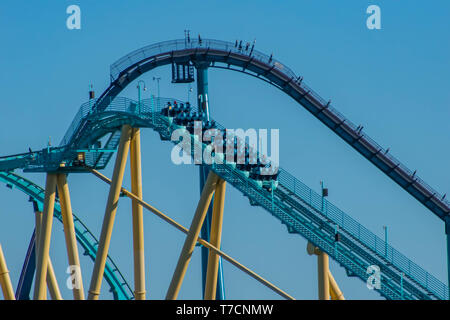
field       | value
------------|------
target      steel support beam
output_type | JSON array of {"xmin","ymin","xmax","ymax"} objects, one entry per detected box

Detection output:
[
  {"xmin": 46, "ymin": 259, "xmax": 62, "ymax": 300},
  {"xmin": 15, "ymin": 230, "xmax": 36, "ymax": 300},
  {"xmin": 0, "ymin": 244, "xmax": 15, "ymax": 300},
  {"xmin": 34, "ymin": 209, "xmax": 62, "ymax": 300},
  {"xmin": 33, "ymin": 173, "xmax": 57, "ymax": 300},
  {"xmin": 318, "ymin": 251, "xmax": 330, "ymax": 300},
  {"xmin": 88, "ymin": 124, "xmax": 132, "ymax": 300},
  {"xmin": 56, "ymin": 173, "xmax": 84, "ymax": 300},
  {"xmin": 196, "ymin": 63, "xmax": 210, "ymax": 116},
  {"xmin": 307, "ymin": 242, "xmax": 336, "ymax": 300},
  {"xmin": 204, "ymin": 179, "xmax": 226, "ymax": 300},
  {"xmin": 90, "ymin": 168, "xmax": 294, "ymax": 300},
  {"xmin": 197, "ymin": 63, "xmax": 225, "ymax": 300},
  {"xmin": 15, "ymin": 201, "xmax": 42, "ymax": 300},
  {"xmin": 198, "ymin": 65, "xmax": 213, "ymax": 298},
  {"xmin": 130, "ymin": 128, "xmax": 146, "ymax": 300},
  {"xmin": 166, "ymin": 172, "xmax": 219, "ymax": 299},
  {"xmin": 34, "ymin": 210, "xmax": 46, "ymax": 300}
]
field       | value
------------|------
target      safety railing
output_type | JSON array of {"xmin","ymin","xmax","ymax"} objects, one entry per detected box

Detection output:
[
  {"xmin": 59, "ymin": 97, "xmax": 448, "ymax": 298},
  {"xmin": 277, "ymin": 169, "xmax": 449, "ymax": 300},
  {"xmin": 60, "ymin": 99, "xmax": 97, "ymax": 147},
  {"xmin": 151, "ymin": 111, "xmax": 433, "ymax": 299},
  {"xmin": 110, "ymin": 38, "xmax": 298, "ymax": 83},
  {"xmin": 59, "ymin": 96, "xmax": 184, "ymax": 147}
]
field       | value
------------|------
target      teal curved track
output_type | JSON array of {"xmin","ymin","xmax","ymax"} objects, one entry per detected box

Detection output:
[
  {"xmin": 0, "ymin": 171, "xmax": 134, "ymax": 300},
  {"xmin": 0, "ymin": 38, "xmax": 448, "ymax": 300}
]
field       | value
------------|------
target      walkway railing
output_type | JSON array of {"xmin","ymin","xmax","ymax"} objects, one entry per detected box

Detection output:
[{"xmin": 278, "ymin": 169, "xmax": 449, "ymax": 300}]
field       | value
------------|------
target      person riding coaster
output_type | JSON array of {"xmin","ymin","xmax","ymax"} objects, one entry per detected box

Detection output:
[{"xmin": 160, "ymin": 102, "xmax": 279, "ymax": 189}]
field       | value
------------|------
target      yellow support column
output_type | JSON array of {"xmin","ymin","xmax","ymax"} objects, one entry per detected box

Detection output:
[
  {"xmin": 46, "ymin": 259, "xmax": 62, "ymax": 300},
  {"xmin": 130, "ymin": 128, "xmax": 146, "ymax": 300},
  {"xmin": 318, "ymin": 252, "xmax": 330, "ymax": 300},
  {"xmin": 204, "ymin": 179, "xmax": 226, "ymax": 300},
  {"xmin": 34, "ymin": 208, "xmax": 62, "ymax": 300},
  {"xmin": 166, "ymin": 172, "xmax": 219, "ymax": 300},
  {"xmin": 88, "ymin": 124, "xmax": 132, "ymax": 300},
  {"xmin": 0, "ymin": 244, "xmax": 15, "ymax": 300},
  {"xmin": 307, "ymin": 242, "xmax": 331, "ymax": 300},
  {"xmin": 34, "ymin": 210, "xmax": 46, "ymax": 300},
  {"xmin": 34, "ymin": 173, "xmax": 57, "ymax": 300},
  {"xmin": 91, "ymin": 168, "xmax": 295, "ymax": 300},
  {"xmin": 57, "ymin": 173, "xmax": 85, "ymax": 300}
]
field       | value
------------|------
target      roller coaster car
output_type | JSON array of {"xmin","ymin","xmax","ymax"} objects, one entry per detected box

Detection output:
[
  {"xmin": 161, "ymin": 104, "xmax": 178, "ymax": 117},
  {"xmin": 249, "ymin": 169, "xmax": 279, "ymax": 181},
  {"xmin": 184, "ymin": 112, "xmax": 209, "ymax": 134},
  {"xmin": 161, "ymin": 101, "xmax": 186, "ymax": 117},
  {"xmin": 162, "ymin": 102, "xmax": 192, "ymax": 133},
  {"xmin": 160, "ymin": 105, "xmax": 171, "ymax": 117},
  {"xmin": 249, "ymin": 160, "xmax": 279, "ymax": 191},
  {"xmin": 185, "ymin": 113, "xmax": 198, "ymax": 134},
  {"xmin": 262, "ymin": 180, "xmax": 279, "ymax": 192},
  {"xmin": 163, "ymin": 105, "xmax": 279, "ymax": 189},
  {"xmin": 203, "ymin": 120, "xmax": 216, "ymax": 131},
  {"xmin": 173, "ymin": 112, "xmax": 188, "ymax": 126}
]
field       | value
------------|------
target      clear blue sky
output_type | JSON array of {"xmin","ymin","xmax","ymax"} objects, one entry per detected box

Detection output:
[{"xmin": 0, "ymin": 0, "xmax": 449, "ymax": 300}]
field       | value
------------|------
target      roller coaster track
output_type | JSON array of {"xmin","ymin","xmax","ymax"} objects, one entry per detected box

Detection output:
[
  {"xmin": 0, "ymin": 171, "xmax": 134, "ymax": 300},
  {"xmin": 0, "ymin": 38, "xmax": 448, "ymax": 300}
]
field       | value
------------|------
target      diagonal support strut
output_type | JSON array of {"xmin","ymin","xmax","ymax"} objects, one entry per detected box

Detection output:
[{"xmin": 90, "ymin": 168, "xmax": 294, "ymax": 300}]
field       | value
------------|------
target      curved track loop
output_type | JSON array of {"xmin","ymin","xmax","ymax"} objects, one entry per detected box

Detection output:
[
  {"xmin": 0, "ymin": 171, "xmax": 134, "ymax": 300},
  {"xmin": 95, "ymin": 39, "xmax": 447, "ymax": 221}
]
